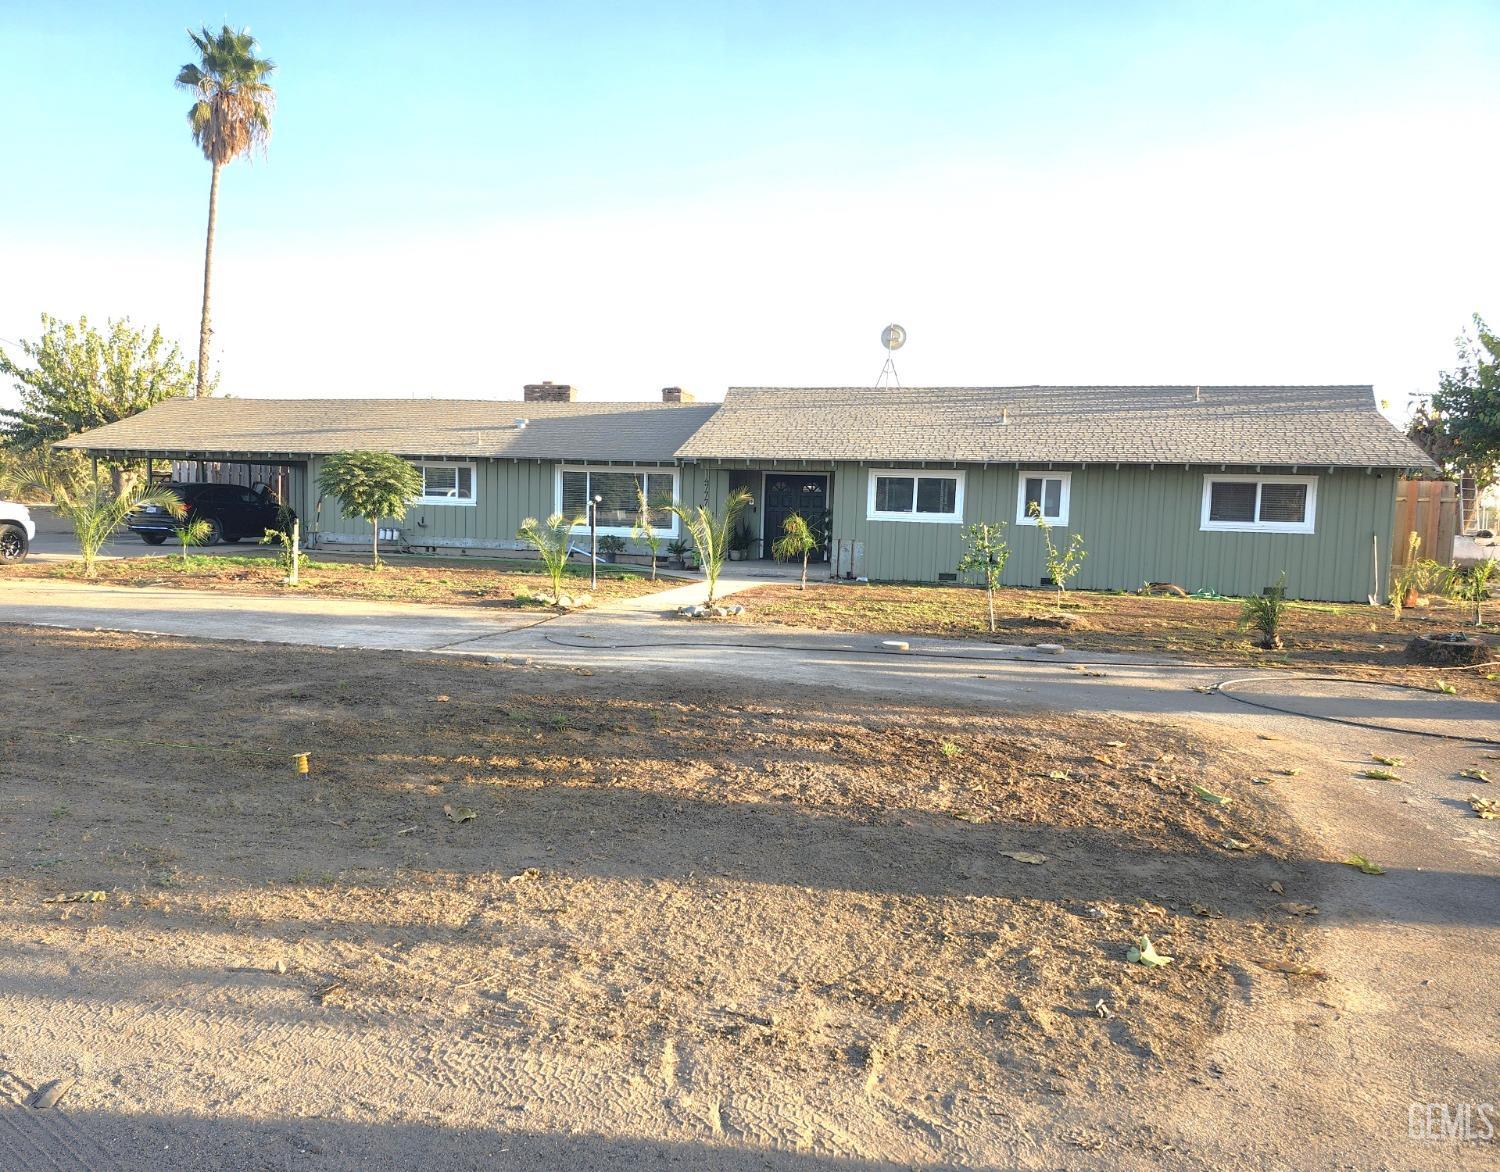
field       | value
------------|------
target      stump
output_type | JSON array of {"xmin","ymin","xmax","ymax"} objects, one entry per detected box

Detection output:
[{"xmin": 1403, "ymin": 633, "xmax": 1490, "ymax": 667}]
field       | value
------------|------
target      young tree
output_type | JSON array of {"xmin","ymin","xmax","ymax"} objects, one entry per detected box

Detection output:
[
  {"xmin": 771, "ymin": 511, "xmax": 818, "ymax": 591},
  {"xmin": 669, "ymin": 487, "xmax": 753, "ymax": 606},
  {"xmin": 316, "ymin": 451, "xmax": 421, "ymax": 567},
  {"xmin": 176, "ymin": 25, "xmax": 276, "ymax": 396},
  {"xmin": 0, "ymin": 314, "xmax": 202, "ymax": 450},
  {"xmin": 956, "ymin": 521, "xmax": 1011, "ymax": 632},
  {"xmin": 517, "ymin": 513, "xmax": 580, "ymax": 602},
  {"xmin": 1030, "ymin": 502, "xmax": 1087, "ymax": 610},
  {"xmin": 631, "ymin": 482, "xmax": 665, "ymax": 581}
]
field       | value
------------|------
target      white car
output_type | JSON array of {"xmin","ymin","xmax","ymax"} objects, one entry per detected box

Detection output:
[{"xmin": 0, "ymin": 501, "xmax": 36, "ymax": 563}]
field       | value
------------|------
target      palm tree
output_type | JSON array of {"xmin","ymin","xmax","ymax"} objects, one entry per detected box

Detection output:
[{"xmin": 176, "ymin": 25, "xmax": 276, "ymax": 397}]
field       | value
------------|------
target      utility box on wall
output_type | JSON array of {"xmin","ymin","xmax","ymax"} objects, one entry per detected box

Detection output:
[{"xmin": 831, "ymin": 538, "xmax": 864, "ymax": 580}]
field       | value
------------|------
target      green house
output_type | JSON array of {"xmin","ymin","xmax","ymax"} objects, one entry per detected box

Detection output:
[{"xmin": 59, "ymin": 382, "xmax": 1434, "ymax": 601}]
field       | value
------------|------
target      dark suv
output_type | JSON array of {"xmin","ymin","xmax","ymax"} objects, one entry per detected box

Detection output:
[{"xmin": 129, "ymin": 482, "xmax": 293, "ymax": 546}]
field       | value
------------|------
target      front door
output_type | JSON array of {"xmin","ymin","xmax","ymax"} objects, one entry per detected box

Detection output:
[{"xmin": 762, "ymin": 473, "xmax": 829, "ymax": 562}]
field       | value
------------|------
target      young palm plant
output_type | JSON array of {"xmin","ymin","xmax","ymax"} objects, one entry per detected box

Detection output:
[
  {"xmin": 1240, "ymin": 574, "xmax": 1290, "ymax": 649},
  {"xmin": 40, "ymin": 477, "xmax": 185, "ymax": 579},
  {"xmin": 669, "ymin": 488, "xmax": 753, "ymax": 606},
  {"xmin": 176, "ymin": 25, "xmax": 276, "ymax": 396},
  {"xmin": 631, "ymin": 483, "xmax": 665, "ymax": 581},
  {"xmin": 517, "ymin": 513, "xmax": 581, "ymax": 604},
  {"xmin": 771, "ymin": 511, "xmax": 818, "ymax": 591},
  {"xmin": 174, "ymin": 512, "xmax": 214, "ymax": 564}
]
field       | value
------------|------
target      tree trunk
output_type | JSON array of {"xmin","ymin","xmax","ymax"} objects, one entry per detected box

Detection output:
[
  {"xmin": 987, "ymin": 586, "xmax": 996, "ymax": 632},
  {"xmin": 196, "ymin": 161, "xmax": 222, "ymax": 398},
  {"xmin": 371, "ymin": 520, "xmax": 380, "ymax": 568},
  {"xmin": 800, "ymin": 552, "xmax": 808, "ymax": 590}
]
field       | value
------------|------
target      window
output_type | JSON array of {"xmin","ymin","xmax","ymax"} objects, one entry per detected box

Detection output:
[
  {"xmin": 866, "ymin": 469, "xmax": 965, "ymax": 523},
  {"xmin": 1200, "ymin": 475, "xmax": 1317, "ymax": 533},
  {"xmin": 416, "ymin": 463, "xmax": 476, "ymax": 505},
  {"xmin": 558, "ymin": 467, "xmax": 678, "ymax": 535},
  {"xmin": 1016, "ymin": 472, "xmax": 1071, "ymax": 525}
]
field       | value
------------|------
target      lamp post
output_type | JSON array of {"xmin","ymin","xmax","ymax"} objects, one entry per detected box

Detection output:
[{"xmin": 589, "ymin": 493, "xmax": 602, "ymax": 590}]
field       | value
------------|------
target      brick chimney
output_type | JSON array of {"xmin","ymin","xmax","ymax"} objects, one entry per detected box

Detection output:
[
  {"xmin": 661, "ymin": 387, "xmax": 695, "ymax": 403},
  {"xmin": 523, "ymin": 380, "xmax": 576, "ymax": 403}
]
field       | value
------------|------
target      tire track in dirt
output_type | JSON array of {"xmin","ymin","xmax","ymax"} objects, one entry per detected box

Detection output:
[{"xmin": 0, "ymin": 1069, "xmax": 118, "ymax": 1172}]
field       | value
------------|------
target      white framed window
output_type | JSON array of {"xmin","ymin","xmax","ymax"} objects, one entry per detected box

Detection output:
[
  {"xmin": 1016, "ymin": 471, "xmax": 1071, "ymax": 525},
  {"xmin": 866, "ymin": 469, "xmax": 965, "ymax": 523},
  {"xmin": 1200, "ymin": 474, "xmax": 1317, "ymax": 533},
  {"xmin": 416, "ymin": 462, "xmax": 477, "ymax": 506},
  {"xmin": 558, "ymin": 466, "xmax": 679, "ymax": 537}
]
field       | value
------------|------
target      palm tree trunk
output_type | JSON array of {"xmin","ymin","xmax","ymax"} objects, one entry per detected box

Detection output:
[{"xmin": 196, "ymin": 161, "xmax": 221, "ymax": 397}]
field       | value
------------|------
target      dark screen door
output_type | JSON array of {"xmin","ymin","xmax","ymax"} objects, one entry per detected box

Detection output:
[{"xmin": 762, "ymin": 474, "xmax": 829, "ymax": 562}]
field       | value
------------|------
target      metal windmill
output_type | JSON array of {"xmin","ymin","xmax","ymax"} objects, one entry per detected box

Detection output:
[{"xmin": 876, "ymin": 324, "xmax": 905, "ymax": 387}]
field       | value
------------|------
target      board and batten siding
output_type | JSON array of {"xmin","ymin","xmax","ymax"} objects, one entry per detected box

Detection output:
[
  {"xmin": 304, "ymin": 457, "xmax": 683, "ymax": 554},
  {"xmin": 306, "ymin": 456, "xmax": 560, "ymax": 550},
  {"xmin": 685, "ymin": 459, "xmax": 1398, "ymax": 602}
]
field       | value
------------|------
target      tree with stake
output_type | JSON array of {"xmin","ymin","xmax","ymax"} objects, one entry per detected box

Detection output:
[
  {"xmin": 1030, "ymin": 502, "xmax": 1087, "ymax": 611},
  {"xmin": 771, "ymin": 511, "xmax": 818, "ymax": 591},
  {"xmin": 517, "ymin": 513, "xmax": 581, "ymax": 605},
  {"xmin": 670, "ymin": 488, "xmax": 753, "ymax": 607},
  {"xmin": 631, "ymin": 483, "xmax": 665, "ymax": 581},
  {"xmin": 956, "ymin": 522, "xmax": 1011, "ymax": 632},
  {"xmin": 176, "ymin": 25, "xmax": 276, "ymax": 397},
  {"xmin": 316, "ymin": 451, "xmax": 421, "ymax": 568}
]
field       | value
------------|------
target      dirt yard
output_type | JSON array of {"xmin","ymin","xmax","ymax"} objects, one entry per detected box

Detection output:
[
  {"xmin": 4, "ymin": 553, "xmax": 669, "ymax": 607},
  {"xmin": 738, "ymin": 582, "xmax": 1500, "ymax": 696},
  {"xmin": 0, "ymin": 627, "xmax": 1333, "ymax": 1168}
]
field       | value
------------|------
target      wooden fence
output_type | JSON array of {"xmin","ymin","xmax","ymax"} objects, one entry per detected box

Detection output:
[{"xmin": 1392, "ymin": 478, "xmax": 1457, "ymax": 565}]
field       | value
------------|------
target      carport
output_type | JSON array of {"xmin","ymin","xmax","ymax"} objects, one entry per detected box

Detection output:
[{"xmin": 51, "ymin": 436, "xmax": 312, "ymax": 535}]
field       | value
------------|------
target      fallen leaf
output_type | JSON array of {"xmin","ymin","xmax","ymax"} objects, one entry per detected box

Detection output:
[
  {"xmin": 1255, "ymin": 959, "xmax": 1327, "ymax": 979},
  {"xmin": 443, "ymin": 804, "xmax": 477, "ymax": 824},
  {"xmin": 1268, "ymin": 881, "xmax": 1285, "ymax": 894},
  {"xmin": 1126, "ymin": 935, "xmax": 1173, "ymax": 967},
  {"xmin": 1344, "ymin": 853, "xmax": 1386, "ymax": 875},
  {"xmin": 1359, "ymin": 769, "xmax": 1401, "ymax": 782},
  {"xmin": 1192, "ymin": 784, "xmax": 1232, "ymax": 808},
  {"xmin": 1189, "ymin": 901, "xmax": 1219, "ymax": 917},
  {"xmin": 1434, "ymin": 681, "xmax": 1458, "ymax": 695},
  {"xmin": 1094, "ymin": 999, "xmax": 1114, "ymax": 1019},
  {"xmin": 1250, "ymin": 776, "xmax": 1272, "ymax": 786},
  {"xmin": 1372, "ymin": 755, "xmax": 1404, "ymax": 767},
  {"xmin": 43, "ymin": 891, "xmax": 106, "ymax": 904},
  {"xmin": 1468, "ymin": 795, "xmax": 1500, "ymax": 819},
  {"xmin": 432, "ymin": 695, "xmax": 450, "ymax": 703},
  {"xmin": 1271, "ymin": 768, "xmax": 1301, "ymax": 776},
  {"xmin": 1221, "ymin": 837, "xmax": 1252, "ymax": 851},
  {"xmin": 1459, "ymin": 769, "xmax": 1491, "ymax": 784},
  {"xmin": 1106, "ymin": 740, "xmax": 1127, "ymax": 749},
  {"xmin": 1000, "ymin": 850, "xmax": 1047, "ymax": 865},
  {"xmin": 1046, "ymin": 770, "xmax": 1070, "ymax": 782},
  {"xmin": 1278, "ymin": 902, "xmax": 1320, "ymax": 916}
]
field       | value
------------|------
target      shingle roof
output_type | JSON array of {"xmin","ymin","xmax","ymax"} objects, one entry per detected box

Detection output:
[
  {"xmin": 675, "ymin": 385, "xmax": 1437, "ymax": 470},
  {"xmin": 56, "ymin": 397, "xmax": 718, "ymax": 462}
]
